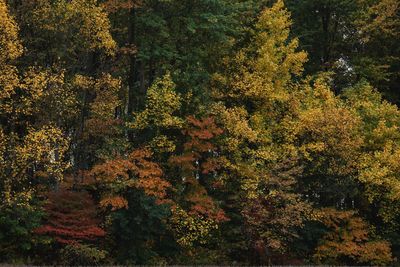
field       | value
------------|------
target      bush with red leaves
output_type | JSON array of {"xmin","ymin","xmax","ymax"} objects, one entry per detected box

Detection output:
[{"xmin": 34, "ymin": 189, "xmax": 105, "ymax": 245}]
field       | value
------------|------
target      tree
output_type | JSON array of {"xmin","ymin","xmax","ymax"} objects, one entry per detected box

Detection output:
[
  {"xmin": 0, "ymin": 192, "xmax": 45, "ymax": 262},
  {"xmin": 286, "ymin": 0, "xmax": 400, "ymax": 99},
  {"xmin": 210, "ymin": 0, "xmax": 310, "ymax": 262},
  {"xmin": 0, "ymin": 0, "xmax": 69, "ymax": 202},
  {"xmin": 87, "ymin": 148, "xmax": 174, "ymax": 264},
  {"xmin": 10, "ymin": 0, "xmax": 116, "ymax": 70},
  {"xmin": 2, "ymin": 0, "xmax": 400, "ymax": 264},
  {"xmin": 312, "ymin": 208, "xmax": 393, "ymax": 266},
  {"xmin": 353, "ymin": 0, "xmax": 400, "ymax": 102}
]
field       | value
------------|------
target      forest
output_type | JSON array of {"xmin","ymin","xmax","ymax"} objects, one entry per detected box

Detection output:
[{"xmin": 0, "ymin": 0, "xmax": 400, "ymax": 265}]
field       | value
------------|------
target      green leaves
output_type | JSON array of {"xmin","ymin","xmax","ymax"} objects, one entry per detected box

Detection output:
[{"xmin": 0, "ymin": 193, "xmax": 45, "ymax": 262}]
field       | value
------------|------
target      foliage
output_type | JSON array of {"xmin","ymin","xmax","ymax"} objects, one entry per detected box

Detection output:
[
  {"xmin": 0, "ymin": 192, "xmax": 46, "ymax": 262},
  {"xmin": 59, "ymin": 244, "xmax": 108, "ymax": 266},
  {"xmin": 168, "ymin": 205, "xmax": 220, "ymax": 248},
  {"xmin": 313, "ymin": 208, "xmax": 393, "ymax": 266},
  {"xmin": 34, "ymin": 189, "xmax": 106, "ymax": 245},
  {"xmin": 20, "ymin": 0, "xmax": 116, "ymax": 67},
  {"xmin": 89, "ymin": 148, "xmax": 171, "ymax": 209},
  {"xmin": 210, "ymin": 1, "xmax": 311, "ymax": 260},
  {"xmin": 109, "ymin": 189, "xmax": 172, "ymax": 264},
  {"xmin": 0, "ymin": 0, "xmax": 22, "ymax": 63},
  {"xmin": 1, "ymin": 0, "xmax": 400, "ymax": 265}
]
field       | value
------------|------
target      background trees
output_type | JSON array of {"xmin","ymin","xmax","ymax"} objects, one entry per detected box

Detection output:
[{"xmin": 1, "ymin": 0, "xmax": 400, "ymax": 265}]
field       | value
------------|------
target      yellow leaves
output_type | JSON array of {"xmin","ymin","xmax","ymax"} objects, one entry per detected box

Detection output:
[
  {"xmin": 32, "ymin": 0, "xmax": 116, "ymax": 56},
  {"xmin": 72, "ymin": 0, "xmax": 116, "ymax": 55},
  {"xmin": 240, "ymin": 176, "xmax": 261, "ymax": 200},
  {"xmin": 75, "ymin": 73, "xmax": 121, "ymax": 119},
  {"xmin": 16, "ymin": 125, "xmax": 69, "ymax": 178},
  {"xmin": 342, "ymin": 82, "xmax": 400, "ymax": 223},
  {"xmin": 210, "ymin": 104, "xmax": 257, "ymax": 152},
  {"xmin": 73, "ymin": 73, "xmax": 121, "ymax": 140},
  {"xmin": 1, "ymin": 67, "xmax": 78, "ymax": 121},
  {"xmin": 0, "ymin": 0, "xmax": 22, "ymax": 112},
  {"xmin": 289, "ymin": 77, "xmax": 363, "ymax": 176},
  {"xmin": 344, "ymin": 82, "xmax": 400, "ymax": 129},
  {"xmin": 370, "ymin": 120, "xmax": 400, "ymax": 147},
  {"xmin": 256, "ymin": 0, "xmax": 291, "ymax": 44},
  {"xmin": 0, "ymin": 0, "xmax": 23, "ymax": 63},
  {"xmin": 0, "ymin": 11, "xmax": 72, "ymax": 198},
  {"xmin": 131, "ymin": 74, "xmax": 183, "ymax": 130},
  {"xmin": 149, "ymin": 135, "xmax": 176, "ymax": 153},
  {"xmin": 215, "ymin": 0, "xmax": 306, "ymax": 109},
  {"xmin": 358, "ymin": 141, "xmax": 400, "ymax": 205},
  {"xmin": 294, "ymin": 75, "xmax": 338, "ymax": 110},
  {"xmin": 0, "ymin": 65, "xmax": 19, "ymax": 111},
  {"xmin": 253, "ymin": 0, "xmax": 307, "ymax": 96},
  {"xmin": 16, "ymin": 68, "xmax": 47, "ymax": 115},
  {"xmin": 168, "ymin": 205, "xmax": 219, "ymax": 247},
  {"xmin": 1, "ymin": 189, "xmax": 35, "ymax": 209},
  {"xmin": 357, "ymin": 0, "xmax": 400, "ymax": 41},
  {"xmin": 0, "ymin": 125, "xmax": 69, "ymax": 201},
  {"xmin": 0, "ymin": 128, "xmax": 4, "ymax": 164}
]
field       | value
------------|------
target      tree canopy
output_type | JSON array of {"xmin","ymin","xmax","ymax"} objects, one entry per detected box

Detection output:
[{"xmin": 1, "ymin": 0, "xmax": 400, "ymax": 265}]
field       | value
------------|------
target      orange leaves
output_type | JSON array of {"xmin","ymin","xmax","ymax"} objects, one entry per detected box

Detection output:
[
  {"xmin": 169, "ymin": 153, "xmax": 197, "ymax": 172},
  {"xmin": 200, "ymin": 158, "xmax": 222, "ymax": 175},
  {"xmin": 89, "ymin": 148, "xmax": 164, "ymax": 185},
  {"xmin": 185, "ymin": 116, "xmax": 223, "ymax": 140},
  {"xmin": 128, "ymin": 149, "xmax": 163, "ymax": 179},
  {"xmin": 169, "ymin": 116, "xmax": 224, "ymax": 175},
  {"xmin": 135, "ymin": 177, "xmax": 171, "ymax": 203},
  {"xmin": 313, "ymin": 208, "xmax": 393, "ymax": 265},
  {"xmin": 90, "ymin": 158, "xmax": 134, "ymax": 183},
  {"xmin": 125, "ymin": 149, "xmax": 171, "ymax": 202},
  {"xmin": 169, "ymin": 116, "xmax": 227, "ymax": 223},
  {"xmin": 99, "ymin": 196, "xmax": 128, "ymax": 211},
  {"xmin": 89, "ymin": 148, "xmax": 171, "ymax": 210}
]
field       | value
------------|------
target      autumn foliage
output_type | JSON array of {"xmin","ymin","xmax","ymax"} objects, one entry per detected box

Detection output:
[
  {"xmin": 89, "ymin": 148, "xmax": 171, "ymax": 209},
  {"xmin": 34, "ymin": 189, "xmax": 105, "ymax": 245},
  {"xmin": 1, "ymin": 0, "xmax": 400, "ymax": 265},
  {"xmin": 313, "ymin": 209, "xmax": 393, "ymax": 265},
  {"xmin": 170, "ymin": 116, "xmax": 227, "ymax": 222}
]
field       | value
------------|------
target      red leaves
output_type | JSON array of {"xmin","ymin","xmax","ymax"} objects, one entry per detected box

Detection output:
[{"xmin": 34, "ymin": 189, "xmax": 105, "ymax": 245}]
